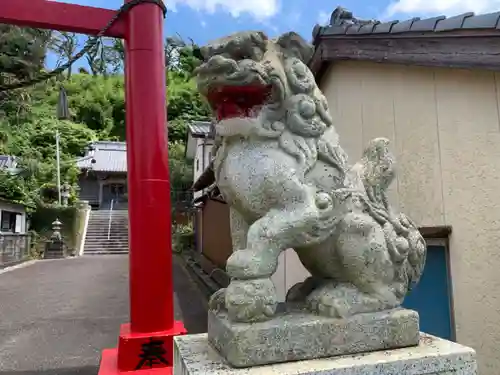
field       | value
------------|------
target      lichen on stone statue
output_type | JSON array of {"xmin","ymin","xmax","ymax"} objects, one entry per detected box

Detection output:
[{"xmin": 195, "ymin": 29, "xmax": 427, "ymax": 366}]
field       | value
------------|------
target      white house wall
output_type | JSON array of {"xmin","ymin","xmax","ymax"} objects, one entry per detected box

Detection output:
[
  {"xmin": 319, "ymin": 60, "xmax": 500, "ymax": 375},
  {"xmin": 272, "ymin": 249, "xmax": 311, "ymax": 302},
  {"xmin": 193, "ymin": 138, "xmax": 213, "ymax": 201},
  {"xmin": 0, "ymin": 201, "xmax": 27, "ymax": 233}
]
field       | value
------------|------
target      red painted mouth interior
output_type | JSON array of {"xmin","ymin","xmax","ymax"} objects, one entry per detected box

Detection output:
[{"xmin": 207, "ymin": 85, "xmax": 272, "ymax": 121}]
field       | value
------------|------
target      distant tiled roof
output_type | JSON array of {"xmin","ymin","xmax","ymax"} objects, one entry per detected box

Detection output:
[
  {"xmin": 76, "ymin": 141, "xmax": 127, "ymax": 173},
  {"xmin": 313, "ymin": 7, "xmax": 500, "ymax": 39},
  {"xmin": 0, "ymin": 155, "xmax": 17, "ymax": 170},
  {"xmin": 188, "ymin": 121, "xmax": 212, "ymax": 137},
  {"xmin": 89, "ymin": 141, "xmax": 126, "ymax": 151}
]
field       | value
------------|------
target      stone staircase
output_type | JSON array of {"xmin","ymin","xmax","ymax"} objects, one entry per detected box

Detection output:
[{"xmin": 83, "ymin": 210, "xmax": 129, "ymax": 255}]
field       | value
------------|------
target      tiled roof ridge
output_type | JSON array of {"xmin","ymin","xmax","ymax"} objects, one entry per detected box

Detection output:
[
  {"xmin": 188, "ymin": 120, "xmax": 213, "ymax": 136},
  {"xmin": 92, "ymin": 140, "xmax": 125, "ymax": 144},
  {"xmin": 76, "ymin": 140, "xmax": 127, "ymax": 172},
  {"xmin": 313, "ymin": 6, "xmax": 500, "ymax": 39},
  {"xmin": 89, "ymin": 141, "xmax": 126, "ymax": 152},
  {"xmin": 0, "ymin": 154, "xmax": 18, "ymax": 169},
  {"xmin": 0, "ymin": 154, "xmax": 16, "ymax": 159}
]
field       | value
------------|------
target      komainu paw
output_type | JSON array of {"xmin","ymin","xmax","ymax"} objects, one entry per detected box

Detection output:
[{"xmin": 225, "ymin": 278, "xmax": 278, "ymax": 322}]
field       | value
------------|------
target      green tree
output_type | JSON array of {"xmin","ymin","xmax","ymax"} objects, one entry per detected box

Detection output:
[
  {"xmin": 105, "ymin": 38, "xmax": 125, "ymax": 73},
  {"xmin": 0, "ymin": 25, "xmax": 51, "ymax": 82},
  {"xmin": 169, "ymin": 141, "xmax": 193, "ymax": 191},
  {"xmin": 49, "ymin": 31, "xmax": 78, "ymax": 79},
  {"xmin": 83, "ymin": 36, "xmax": 124, "ymax": 76},
  {"xmin": 0, "ymin": 170, "xmax": 29, "ymax": 204},
  {"xmin": 166, "ymin": 39, "xmax": 211, "ymax": 143},
  {"xmin": 0, "ymin": 29, "xmax": 210, "ymax": 207},
  {"xmin": 0, "ymin": 25, "xmax": 51, "ymax": 124}
]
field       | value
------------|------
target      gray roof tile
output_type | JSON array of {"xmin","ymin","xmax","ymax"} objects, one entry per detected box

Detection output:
[
  {"xmin": 372, "ymin": 20, "xmax": 399, "ymax": 34},
  {"xmin": 391, "ymin": 17, "xmax": 420, "ymax": 33},
  {"xmin": 357, "ymin": 22, "xmax": 379, "ymax": 34},
  {"xmin": 462, "ymin": 11, "xmax": 500, "ymax": 29},
  {"xmin": 0, "ymin": 155, "xmax": 17, "ymax": 170},
  {"xmin": 188, "ymin": 121, "xmax": 212, "ymax": 137},
  {"xmin": 312, "ymin": 24, "xmax": 323, "ymax": 40},
  {"xmin": 322, "ymin": 24, "xmax": 352, "ymax": 35},
  {"xmin": 346, "ymin": 24, "xmax": 363, "ymax": 34},
  {"xmin": 434, "ymin": 12, "xmax": 474, "ymax": 31},
  {"xmin": 410, "ymin": 16, "xmax": 446, "ymax": 31},
  {"xmin": 90, "ymin": 141, "xmax": 126, "ymax": 151},
  {"xmin": 76, "ymin": 141, "xmax": 127, "ymax": 173},
  {"xmin": 317, "ymin": 6, "xmax": 500, "ymax": 37}
]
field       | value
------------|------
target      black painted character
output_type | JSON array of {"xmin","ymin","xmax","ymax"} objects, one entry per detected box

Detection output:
[{"xmin": 135, "ymin": 338, "xmax": 169, "ymax": 370}]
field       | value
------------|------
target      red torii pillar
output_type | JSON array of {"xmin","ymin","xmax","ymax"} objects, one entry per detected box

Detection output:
[{"xmin": 0, "ymin": 1, "xmax": 185, "ymax": 374}]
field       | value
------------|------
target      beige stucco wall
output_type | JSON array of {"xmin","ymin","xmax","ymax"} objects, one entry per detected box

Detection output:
[{"xmin": 319, "ymin": 60, "xmax": 500, "ymax": 375}]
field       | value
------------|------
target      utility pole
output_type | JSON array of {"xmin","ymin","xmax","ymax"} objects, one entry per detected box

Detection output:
[
  {"xmin": 56, "ymin": 130, "xmax": 61, "ymax": 206},
  {"xmin": 56, "ymin": 87, "xmax": 69, "ymax": 207}
]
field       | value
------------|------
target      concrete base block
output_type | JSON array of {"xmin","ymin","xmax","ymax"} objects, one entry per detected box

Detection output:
[
  {"xmin": 174, "ymin": 333, "xmax": 477, "ymax": 375},
  {"xmin": 208, "ymin": 308, "xmax": 420, "ymax": 367}
]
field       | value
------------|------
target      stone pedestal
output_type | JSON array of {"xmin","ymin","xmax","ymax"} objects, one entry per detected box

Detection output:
[
  {"xmin": 174, "ymin": 333, "xmax": 477, "ymax": 375},
  {"xmin": 44, "ymin": 240, "xmax": 66, "ymax": 259},
  {"xmin": 208, "ymin": 307, "xmax": 420, "ymax": 367}
]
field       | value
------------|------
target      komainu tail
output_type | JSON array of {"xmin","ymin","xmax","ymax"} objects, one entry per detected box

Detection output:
[
  {"xmin": 353, "ymin": 137, "xmax": 427, "ymax": 300},
  {"xmin": 396, "ymin": 213, "xmax": 427, "ymax": 290}
]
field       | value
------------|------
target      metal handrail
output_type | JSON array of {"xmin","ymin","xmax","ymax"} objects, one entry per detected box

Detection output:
[{"xmin": 107, "ymin": 199, "xmax": 115, "ymax": 240}]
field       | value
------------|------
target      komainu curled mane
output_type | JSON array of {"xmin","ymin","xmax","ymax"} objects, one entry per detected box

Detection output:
[{"xmin": 195, "ymin": 30, "xmax": 426, "ymax": 323}]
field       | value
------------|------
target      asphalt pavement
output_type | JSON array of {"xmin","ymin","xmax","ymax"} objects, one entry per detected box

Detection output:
[{"xmin": 0, "ymin": 255, "xmax": 207, "ymax": 375}]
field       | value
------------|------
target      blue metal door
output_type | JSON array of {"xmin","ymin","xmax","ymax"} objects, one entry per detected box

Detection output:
[{"xmin": 402, "ymin": 245, "xmax": 453, "ymax": 340}]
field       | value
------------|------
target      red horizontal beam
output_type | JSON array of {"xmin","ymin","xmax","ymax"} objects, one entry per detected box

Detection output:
[{"xmin": 0, "ymin": 0, "xmax": 126, "ymax": 38}]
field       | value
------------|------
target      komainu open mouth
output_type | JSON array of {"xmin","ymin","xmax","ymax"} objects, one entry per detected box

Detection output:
[{"xmin": 207, "ymin": 85, "xmax": 272, "ymax": 121}]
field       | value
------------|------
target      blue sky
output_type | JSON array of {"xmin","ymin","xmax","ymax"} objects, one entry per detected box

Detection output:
[{"xmin": 48, "ymin": 0, "xmax": 500, "ymax": 69}]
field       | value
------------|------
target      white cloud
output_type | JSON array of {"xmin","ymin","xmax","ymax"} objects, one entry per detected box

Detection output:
[
  {"xmin": 317, "ymin": 10, "xmax": 330, "ymax": 25},
  {"xmin": 384, "ymin": 0, "xmax": 500, "ymax": 18},
  {"xmin": 260, "ymin": 19, "xmax": 279, "ymax": 34},
  {"xmin": 166, "ymin": 0, "xmax": 280, "ymax": 19}
]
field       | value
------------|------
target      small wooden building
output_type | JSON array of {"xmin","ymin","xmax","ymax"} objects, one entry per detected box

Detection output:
[
  {"xmin": 0, "ymin": 197, "xmax": 27, "ymax": 234},
  {"xmin": 192, "ymin": 185, "xmax": 232, "ymax": 269},
  {"xmin": 185, "ymin": 121, "xmax": 214, "ymax": 202},
  {"xmin": 76, "ymin": 141, "xmax": 128, "ymax": 209},
  {"xmin": 0, "ymin": 197, "xmax": 30, "ymax": 267}
]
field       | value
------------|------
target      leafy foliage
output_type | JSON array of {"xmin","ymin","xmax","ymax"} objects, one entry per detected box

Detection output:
[
  {"xmin": 172, "ymin": 222, "xmax": 195, "ymax": 254},
  {"xmin": 49, "ymin": 32, "xmax": 78, "ymax": 79},
  {"xmin": 0, "ymin": 25, "xmax": 51, "ymax": 82},
  {"xmin": 169, "ymin": 141, "xmax": 194, "ymax": 191},
  {"xmin": 0, "ymin": 27, "xmax": 211, "ymax": 208}
]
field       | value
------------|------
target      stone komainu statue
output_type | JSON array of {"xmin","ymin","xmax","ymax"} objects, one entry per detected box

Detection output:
[{"xmin": 195, "ymin": 30, "xmax": 426, "ymax": 323}]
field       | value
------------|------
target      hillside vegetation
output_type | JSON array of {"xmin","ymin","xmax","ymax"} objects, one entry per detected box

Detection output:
[{"xmin": 0, "ymin": 28, "xmax": 211, "ymax": 207}]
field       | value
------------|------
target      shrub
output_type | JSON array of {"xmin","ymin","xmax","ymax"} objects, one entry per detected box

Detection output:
[
  {"xmin": 30, "ymin": 204, "xmax": 78, "ymax": 252},
  {"xmin": 172, "ymin": 223, "xmax": 194, "ymax": 254}
]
